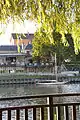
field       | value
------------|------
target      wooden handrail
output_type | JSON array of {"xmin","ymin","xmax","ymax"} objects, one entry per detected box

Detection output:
[
  {"xmin": 0, "ymin": 92, "xmax": 80, "ymax": 101},
  {"xmin": 0, "ymin": 102, "xmax": 80, "ymax": 111},
  {"xmin": 0, "ymin": 93, "xmax": 80, "ymax": 120}
]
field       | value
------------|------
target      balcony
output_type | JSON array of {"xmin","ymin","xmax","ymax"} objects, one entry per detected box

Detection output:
[{"xmin": 0, "ymin": 93, "xmax": 80, "ymax": 120}]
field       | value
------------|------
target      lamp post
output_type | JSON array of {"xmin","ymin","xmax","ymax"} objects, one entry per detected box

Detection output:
[{"xmin": 55, "ymin": 53, "xmax": 58, "ymax": 82}]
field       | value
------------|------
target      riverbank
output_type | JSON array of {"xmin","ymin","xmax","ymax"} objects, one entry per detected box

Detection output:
[
  {"xmin": 0, "ymin": 72, "xmax": 56, "ymax": 85},
  {"xmin": 0, "ymin": 72, "xmax": 79, "ymax": 85}
]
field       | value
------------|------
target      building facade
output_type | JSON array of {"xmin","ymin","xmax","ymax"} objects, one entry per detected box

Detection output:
[
  {"xmin": 10, "ymin": 33, "xmax": 34, "ymax": 46},
  {"xmin": 0, "ymin": 33, "xmax": 34, "ymax": 67}
]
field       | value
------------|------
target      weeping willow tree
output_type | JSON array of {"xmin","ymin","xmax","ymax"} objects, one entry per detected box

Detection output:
[
  {"xmin": 0, "ymin": 0, "xmax": 80, "ymax": 61},
  {"xmin": 30, "ymin": 0, "xmax": 80, "ymax": 62}
]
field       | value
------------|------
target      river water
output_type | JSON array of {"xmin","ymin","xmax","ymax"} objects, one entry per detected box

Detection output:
[
  {"xmin": 1, "ymin": 83, "xmax": 80, "ymax": 106},
  {"xmin": 0, "ymin": 83, "xmax": 80, "ymax": 120},
  {"xmin": 0, "ymin": 83, "xmax": 80, "ymax": 97}
]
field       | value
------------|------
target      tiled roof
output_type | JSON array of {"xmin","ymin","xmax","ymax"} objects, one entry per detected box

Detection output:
[
  {"xmin": 0, "ymin": 45, "xmax": 22, "ymax": 51},
  {"xmin": 12, "ymin": 33, "xmax": 34, "ymax": 40},
  {"xmin": 0, "ymin": 44, "xmax": 32, "ymax": 51}
]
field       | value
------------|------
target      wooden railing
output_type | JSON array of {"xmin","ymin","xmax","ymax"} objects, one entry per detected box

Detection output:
[{"xmin": 0, "ymin": 93, "xmax": 80, "ymax": 120}]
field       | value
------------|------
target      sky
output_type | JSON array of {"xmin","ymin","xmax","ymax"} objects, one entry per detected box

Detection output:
[{"xmin": 0, "ymin": 20, "xmax": 37, "ymax": 45}]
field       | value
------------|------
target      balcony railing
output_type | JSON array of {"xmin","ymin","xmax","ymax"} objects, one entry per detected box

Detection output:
[{"xmin": 0, "ymin": 93, "xmax": 80, "ymax": 120}]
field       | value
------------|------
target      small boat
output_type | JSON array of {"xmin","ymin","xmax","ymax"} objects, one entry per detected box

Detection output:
[
  {"xmin": 59, "ymin": 71, "xmax": 79, "ymax": 77},
  {"xmin": 36, "ymin": 80, "xmax": 65, "ymax": 85}
]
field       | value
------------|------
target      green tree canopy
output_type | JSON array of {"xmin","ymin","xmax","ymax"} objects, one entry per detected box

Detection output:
[
  {"xmin": 1, "ymin": 0, "xmax": 80, "ymax": 27},
  {"xmin": 0, "ymin": 0, "xmax": 26, "ymax": 23},
  {"xmin": 30, "ymin": 0, "xmax": 80, "ymax": 58},
  {"xmin": 0, "ymin": 0, "xmax": 80, "ymax": 59}
]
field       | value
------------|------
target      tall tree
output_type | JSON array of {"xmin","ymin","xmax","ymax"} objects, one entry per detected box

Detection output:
[{"xmin": 31, "ymin": 0, "xmax": 80, "ymax": 60}]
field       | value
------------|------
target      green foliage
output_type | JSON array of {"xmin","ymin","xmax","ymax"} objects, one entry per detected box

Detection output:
[
  {"xmin": 0, "ymin": 0, "xmax": 26, "ymax": 23},
  {"xmin": 32, "ymin": 28, "xmax": 52, "ymax": 61},
  {"xmin": 32, "ymin": 29, "xmax": 75, "ymax": 64},
  {"xmin": 0, "ymin": 0, "xmax": 80, "ymax": 62},
  {"xmin": 31, "ymin": 0, "xmax": 80, "ymax": 62},
  {"xmin": 52, "ymin": 31, "xmax": 62, "ymax": 43}
]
